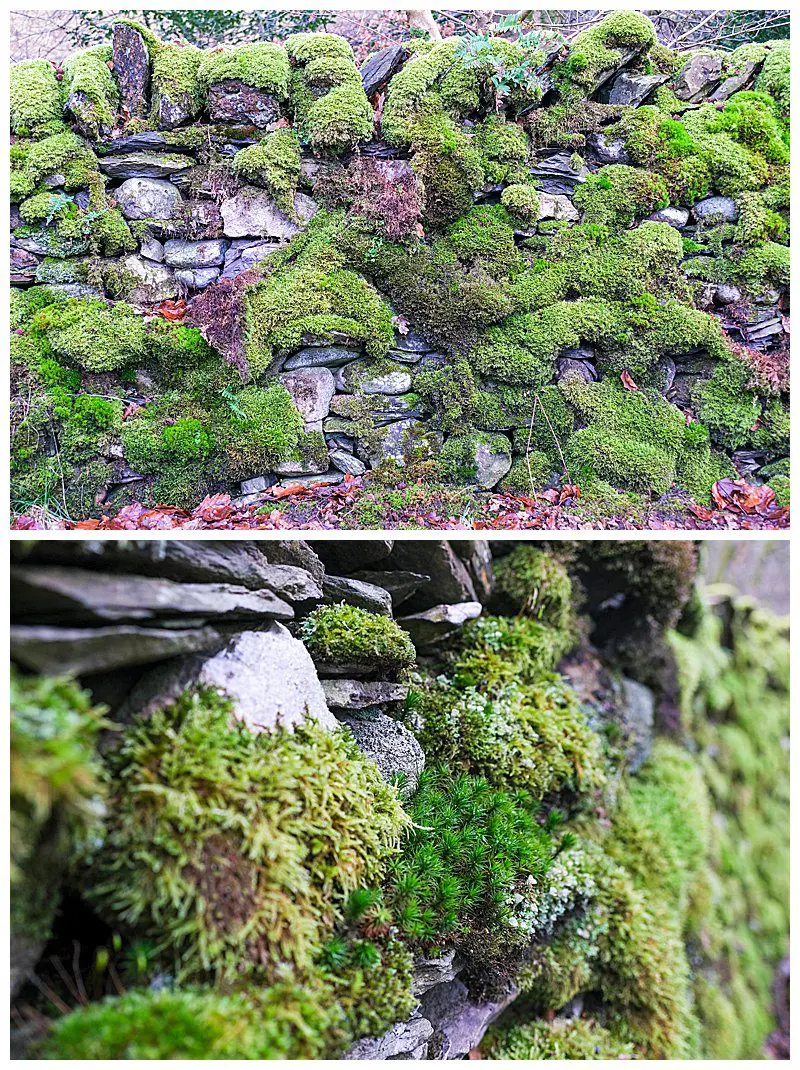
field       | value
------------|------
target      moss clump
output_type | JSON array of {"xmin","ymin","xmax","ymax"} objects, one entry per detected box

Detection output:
[
  {"xmin": 692, "ymin": 358, "xmax": 761, "ymax": 450},
  {"xmin": 409, "ymin": 114, "xmax": 485, "ymax": 226},
  {"xmin": 755, "ymin": 40, "xmax": 790, "ymax": 115},
  {"xmin": 117, "ymin": 21, "xmax": 205, "ymax": 127},
  {"xmin": 492, "ymin": 545, "xmax": 574, "ymax": 627},
  {"xmin": 39, "ymin": 984, "xmax": 344, "ymax": 1060},
  {"xmin": 62, "ymin": 45, "xmax": 120, "ymax": 137},
  {"xmin": 197, "ymin": 41, "xmax": 290, "ymax": 96},
  {"xmin": 29, "ymin": 297, "xmax": 148, "ymax": 372},
  {"xmin": 554, "ymin": 11, "xmax": 657, "ymax": 101},
  {"xmin": 500, "ymin": 183, "xmax": 540, "ymax": 225},
  {"xmin": 287, "ymin": 33, "xmax": 372, "ymax": 153},
  {"xmin": 573, "ymin": 164, "xmax": 669, "ymax": 228},
  {"xmin": 85, "ymin": 688, "xmax": 410, "ymax": 985},
  {"xmin": 300, "ymin": 603, "xmax": 416, "ymax": 678},
  {"xmin": 16, "ymin": 129, "xmax": 99, "ymax": 192},
  {"xmin": 734, "ymin": 239, "xmax": 790, "ymax": 289},
  {"xmin": 440, "ymin": 431, "xmax": 511, "ymax": 486},
  {"xmin": 232, "ymin": 128, "xmax": 301, "ymax": 216},
  {"xmin": 484, "ymin": 1017, "xmax": 634, "ymax": 1059},
  {"xmin": 11, "ymin": 671, "xmax": 106, "ymax": 949},
  {"xmin": 10, "ymin": 59, "xmax": 64, "ymax": 137}
]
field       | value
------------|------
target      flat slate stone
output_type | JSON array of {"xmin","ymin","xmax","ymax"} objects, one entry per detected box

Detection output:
[
  {"xmin": 98, "ymin": 152, "xmax": 195, "ymax": 179},
  {"xmin": 11, "ymin": 624, "xmax": 221, "ymax": 676},
  {"xmin": 360, "ymin": 43, "xmax": 409, "ymax": 97},
  {"xmin": 398, "ymin": 602, "xmax": 483, "ymax": 647},
  {"xmin": 321, "ymin": 678, "xmax": 409, "ymax": 710},
  {"xmin": 283, "ymin": 344, "xmax": 362, "ymax": 371},
  {"xmin": 163, "ymin": 238, "xmax": 229, "ymax": 268},
  {"xmin": 113, "ymin": 22, "xmax": 150, "ymax": 119},
  {"xmin": 207, "ymin": 80, "xmax": 281, "ymax": 125},
  {"xmin": 388, "ymin": 542, "xmax": 477, "ymax": 609},
  {"xmin": 350, "ymin": 569, "xmax": 430, "ymax": 608},
  {"xmin": 322, "ymin": 574, "xmax": 393, "ymax": 616},
  {"xmin": 221, "ymin": 188, "xmax": 317, "ymax": 239}
]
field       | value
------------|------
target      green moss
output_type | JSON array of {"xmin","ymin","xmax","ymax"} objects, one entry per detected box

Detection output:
[
  {"xmin": 493, "ymin": 546, "xmax": 574, "ymax": 626},
  {"xmin": 554, "ymin": 11, "xmax": 657, "ymax": 101},
  {"xmin": 233, "ymin": 128, "xmax": 300, "ymax": 216},
  {"xmin": 573, "ymin": 164, "xmax": 668, "ymax": 228},
  {"xmin": 766, "ymin": 473, "xmax": 789, "ymax": 507},
  {"xmin": 501, "ymin": 183, "xmax": 540, "ymax": 224},
  {"xmin": 755, "ymin": 40, "xmax": 790, "ymax": 115},
  {"xmin": 474, "ymin": 115, "xmax": 530, "ymax": 184},
  {"xmin": 734, "ymin": 239, "xmax": 790, "ymax": 289},
  {"xmin": 484, "ymin": 1017, "xmax": 635, "ymax": 1059},
  {"xmin": 286, "ymin": 32, "xmax": 355, "ymax": 64},
  {"xmin": 216, "ymin": 383, "xmax": 305, "ymax": 478},
  {"xmin": 288, "ymin": 36, "xmax": 372, "ymax": 153},
  {"xmin": 10, "ymin": 59, "xmax": 64, "ymax": 137},
  {"xmin": 197, "ymin": 41, "xmax": 290, "ymax": 96},
  {"xmin": 500, "ymin": 453, "xmax": 554, "ymax": 495},
  {"xmin": 39, "ymin": 984, "xmax": 343, "ymax": 1060},
  {"xmin": 439, "ymin": 431, "xmax": 510, "ymax": 485},
  {"xmin": 85, "ymin": 688, "xmax": 409, "ymax": 985},
  {"xmin": 20, "ymin": 129, "xmax": 99, "ymax": 191},
  {"xmin": 30, "ymin": 297, "xmax": 148, "ymax": 372},
  {"xmin": 116, "ymin": 21, "xmax": 206, "ymax": 126},
  {"xmin": 300, "ymin": 603, "xmax": 416, "ymax": 678},
  {"xmin": 62, "ymin": 45, "xmax": 119, "ymax": 137},
  {"xmin": 410, "ymin": 114, "xmax": 485, "ymax": 226},
  {"xmin": 692, "ymin": 358, "xmax": 760, "ymax": 450}
]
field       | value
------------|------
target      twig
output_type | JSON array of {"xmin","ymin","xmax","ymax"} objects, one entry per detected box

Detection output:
[{"xmin": 524, "ymin": 393, "xmax": 540, "ymax": 499}]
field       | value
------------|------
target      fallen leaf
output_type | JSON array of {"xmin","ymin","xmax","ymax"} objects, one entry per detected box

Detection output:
[
  {"xmin": 155, "ymin": 298, "xmax": 187, "ymax": 322},
  {"xmin": 620, "ymin": 370, "xmax": 638, "ymax": 391},
  {"xmin": 711, "ymin": 478, "xmax": 779, "ymax": 516},
  {"xmin": 122, "ymin": 402, "xmax": 141, "ymax": 420},
  {"xmin": 391, "ymin": 313, "xmax": 410, "ymax": 335}
]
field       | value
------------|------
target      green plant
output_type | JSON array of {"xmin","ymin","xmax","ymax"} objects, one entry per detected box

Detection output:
[{"xmin": 300, "ymin": 603, "xmax": 417, "ymax": 679}]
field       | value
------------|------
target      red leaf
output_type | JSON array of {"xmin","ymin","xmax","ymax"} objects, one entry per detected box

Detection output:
[{"xmin": 620, "ymin": 370, "xmax": 638, "ymax": 391}]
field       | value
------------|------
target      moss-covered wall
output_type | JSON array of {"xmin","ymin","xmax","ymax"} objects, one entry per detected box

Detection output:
[
  {"xmin": 10, "ymin": 538, "xmax": 789, "ymax": 1059},
  {"xmin": 10, "ymin": 15, "xmax": 790, "ymax": 524}
]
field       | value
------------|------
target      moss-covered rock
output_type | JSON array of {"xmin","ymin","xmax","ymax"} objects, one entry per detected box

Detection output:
[{"xmin": 300, "ymin": 603, "xmax": 417, "ymax": 678}]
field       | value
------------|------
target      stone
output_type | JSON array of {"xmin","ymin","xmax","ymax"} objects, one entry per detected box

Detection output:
[
  {"xmin": 221, "ymin": 188, "xmax": 317, "ymax": 239},
  {"xmin": 537, "ymin": 191, "xmax": 580, "ymax": 222},
  {"xmin": 386, "ymin": 347, "xmax": 427, "ymax": 364},
  {"xmin": 330, "ymin": 449, "xmax": 366, "ymax": 476},
  {"xmin": 139, "ymin": 235, "xmax": 165, "ymax": 262},
  {"xmin": 714, "ymin": 282, "xmax": 742, "ymax": 305},
  {"xmin": 345, "ymin": 1014, "xmax": 434, "ymax": 1060},
  {"xmin": 336, "ymin": 361, "xmax": 412, "ymax": 395},
  {"xmin": 254, "ymin": 564, "xmax": 322, "ymax": 603},
  {"xmin": 321, "ymin": 679, "xmax": 409, "ymax": 710},
  {"xmin": 11, "ymin": 566, "xmax": 294, "ymax": 625},
  {"xmin": 587, "ymin": 132, "xmax": 630, "ymax": 164},
  {"xmin": 412, "ymin": 951, "xmax": 461, "ymax": 997},
  {"xmin": 388, "ymin": 542, "xmax": 477, "ymax": 608},
  {"xmin": 11, "ymin": 624, "xmax": 221, "ymax": 676},
  {"xmin": 710, "ymin": 61, "xmax": 760, "ymax": 102},
  {"xmin": 336, "ymin": 710, "xmax": 424, "ymax": 794},
  {"xmin": 360, "ymin": 43, "xmax": 409, "ymax": 97},
  {"xmin": 419, "ymin": 979, "xmax": 517, "ymax": 1059},
  {"xmin": 113, "ymin": 22, "xmax": 150, "ymax": 119},
  {"xmin": 473, "ymin": 435, "xmax": 513, "ymax": 489},
  {"xmin": 278, "ymin": 368, "xmax": 336, "ymax": 423},
  {"xmin": 221, "ymin": 238, "xmax": 277, "ymax": 278},
  {"xmin": 315, "ymin": 541, "xmax": 393, "ymax": 576},
  {"xmin": 154, "ymin": 79, "xmax": 203, "ymax": 130},
  {"xmin": 163, "ymin": 238, "xmax": 229, "ymax": 268},
  {"xmin": 207, "ymin": 80, "xmax": 281, "ymax": 125},
  {"xmin": 454, "ymin": 541, "xmax": 495, "ymax": 604},
  {"xmin": 351, "ymin": 570, "xmax": 429, "ymax": 609},
  {"xmin": 67, "ymin": 89, "xmax": 115, "ymax": 141},
  {"xmin": 398, "ymin": 602, "xmax": 483, "ymax": 648},
  {"xmin": 272, "ymin": 451, "xmax": 330, "ymax": 476},
  {"xmin": 672, "ymin": 52, "xmax": 723, "ymax": 101},
  {"xmin": 13, "ymin": 227, "xmax": 88, "ymax": 258},
  {"xmin": 98, "ymin": 152, "xmax": 195, "ymax": 180},
  {"xmin": 530, "ymin": 152, "xmax": 589, "ymax": 195},
  {"xmin": 394, "ymin": 328, "xmax": 432, "ymax": 352},
  {"xmin": 654, "ymin": 356, "xmax": 677, "ymax": 395},
  {"xmin": 11, "ymin": 247, "xmax": 39, "ymax": 284},
  {"xmin": 322, "ymin": 574, "xmax": 393, "ymax": 616},
  {"xmin": 605, "ymin": 70, "xmax": 668, "ymax": 106},
  {"xmin": 118, "ymin": 624, "xmax": 337, "ymax": 733},
  {"xmin": 240, "ymin": 475, "xmax": 270, "ymax": 495},
  {"xmin": 283, "ymin": 345, "xmax": 362, "ymax": 371},
  {"xmin": 648, "ymin": 205, "xmax": 690, "ymax": 227},
  {"xmin": 178, "ymin": 200, "xmax": 225, "ymax": 239},
  {"xmin": 693, "ymin": 195, "xmax": 738, "ymax": 223},
  {"xmin": 616, "ymin": 676, "xmax": 655, "ymax": 773},
  {"xmin": 275, "ymin": 471, "xmax": 343, "ymax": 490},
  {"xmin": 175, "ymin": 267, "xmax": 220, "ymax": 289},
  {"xmin": 120, "ymin": 255, "xmax": 179, "ymax": 304},
  {"xmin": 557, "ymin": 357, "xmax": 597, "ymax": 384},
  {"xmin": 373, "ymin": 418, "xmax": 431, "ymax": 466},
  {"xmin": 261, "ymin": 542, "xmax": 326, "ymax": 584}
]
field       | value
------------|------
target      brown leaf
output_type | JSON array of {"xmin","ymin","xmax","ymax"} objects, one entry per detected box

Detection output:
[
  {"xmin": 620, "ymin": 370, "xmax": 638, "ymax": 391},
  {"xmin": 391, "ymin": 313, "xmax": 410, "ymax": 336},
  {"xmin": 122, "ymin": 402, "xmax": 141, "ymax": 420}
]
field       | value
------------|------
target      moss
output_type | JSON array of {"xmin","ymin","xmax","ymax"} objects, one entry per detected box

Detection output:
[
  {"xmin": 30, "ymin": 297, "xmax": 148, "ymax": 372},
  {"xmin": 755, "ymin": 40, "xmax": 790, "ymax": 115},
  {"xmin": 197, "ymin": 41, "xmax": 290, "ymax": 96},
  {"xmin": 11, "ymin": 670, "xmax": 106, "ymax": 944},
  {"xmin": 288, "ymin": 36, "xmax": 372, "ymax": 154},
  {"xmin": 734, "ymin": 239, "xmax": 790, "ymax": 289},
  {"xmin": 611, "ymin": 106, "xmax": 711, "ymax": 204},
  {"xmin": 232, "ymin": 128, "xmax": 301, "ymax": 216},
  {"xmin": 573, "ymin": 164, "xmax": 668, "ymax": 228},
  {"xmin": 439, "ymin": 431, "xmax": 511, "ymax": 485},
  {"xmin": 555, "ymin": 11, "xmax": 657, "ymax": 101},
  {"xmin": 286, "ymin": 32, "xmax": 355, "ymax": 65},
  {"xmin": 500, "ymin": 453, "xmax": 554, "ymax": 495},
  {"xmin": 410, "ymin": 113, "xmax": 485, "ymax": 226},
  {"xmin": 692, "ymin": 358, "xmax": 761, "ymax": 450},
  {"xmin": 766, "ymin": 473, "xmax": 789, "ymax": 507},
  {"xmin": 501, "ymin": 184, "xmax": 540, "ymax": 224},
  {"xmin": 484, "ymin": 1017, "xmax": 634, "ymax": 1059},
  {"xmin": 117, "ymin": 21, "xmax": 206, "ymax": 126},
  {"xmin": 10, "ymin": 59, "xmax": 64, "ymax": 137},
  {"xmin": 493, "ymin": 546, "xmax": 574, "ymax": 627},
  {"xmin": 300, "ymin": 603, "xmax": 416, "ymax": 678},
  {"xmin": 216, "ymin": 383, "xmax": 305, "ymax": 478},
  {"xmin": 20, "ymin": 129, "xmax": 99, "ymax": 191},
  {"xmin": 474, "ymin": 115, "xmax": 530, "ymax": 184},
  {"xmin": 85, "ymin": 687, "xmax": 409, "ymax": 985},
  {"xmin": 62, "ymin": 45, "xmax": 119, "ymax": 137},
  {"xmin": 39, "ymin": 984, "xmax": 344, "ymax": 1060}
]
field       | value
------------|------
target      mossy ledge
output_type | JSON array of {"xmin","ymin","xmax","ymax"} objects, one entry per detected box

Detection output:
[
  {"xmin": 10, "ymin": 13, "xmax": 789, "ymax": 526},
  {"xmin": 10, "ymin": 538, "xmax": 788, "ymax": 1059}
]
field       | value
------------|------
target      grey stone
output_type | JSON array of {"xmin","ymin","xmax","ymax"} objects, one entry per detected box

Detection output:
[
  {"xmin": 113, "ymin": 22, "xmax": 150, "ymax": 120},
  {"xmin": 672, "ymin": 52, "xmax": 723, "ymax": 101},
  {"xmin": 11, "ymin": 932, "xmax": 47, "ymax": 999},
  {"xmin": 649, "ymin": 205, "xmax": 690, "ymax": 227},
  {"xmin": 419, "ymin": 978, "xmax": 517, "ymax": 1059},
  {"xmin": 221, "ymin": 188, "xmax": 317, "ymax": 239},
  {"xmin": 330, "ymin": 449, "xmax": 366, "ymax": 476},
  {"xmin": 254, "ymin": 563, "xmax": 322, "ymax": 603},
  {"xmin": 557, "ymin": 357, "xmax": 597, "ymax": 384},
  {"xmin": 361, "ymin": 43, "xmax": 409, "ymax": 97},
  {"xmin": 530, "ymin": 152, "xmax": 589, "ymax": 195},
  {"xmin": 473, "ymin": 434, "xmax": 513, "ymax": 489},
  {"xmin": 175, "ymin": 267, "xmax": 220, "ymax": 289},
  {"xmin": 11, "ymin": 566, "xmax": 294, "ymax": 625},
  {"xmin": 11, "ymin": 624, "xmax": 221, "ymax": 676},
  {"xmin": 654, "ymin": 356, "xmax": 677, "ymax": 395},
  {"xmin": 606, "ymin": 70, "xmax": 668, "ymax": 106},
  {"xmin": 336, "ymin": 710, "xmax": 424, "ymax": 793},
  {"xmin": 394, "ymin": 329, "xmax": 432, "ymax": 353},
  {"xmin": 386, "ymin": 347, "xmax": 427, "ymax": 364},
  {"xmin": 710, "ymin": 61, "xmax": 759, "ymax": 102},
  {"xmin": 207, "ymin": 80, "xmax": 281, "ymax": 126},
  {"xmin": 412, "ymin": 951, "xmax": 461, "ymax": 997},
  {"xmin": 139, "ymin": 235, "xmax": 165, "ymax": 262},
  {"xmin": 346, "ymin": 1014, "xmax": 434, "ymax": 1060},
  {"xmin": 693, "ymin": 195, "xmax": 739, "ymax": 223},
  {"xmin": 616, "ymin": 676, "xmax": 655, "ymax": 773},
  {"xmin": 154, "ymin": 79, "xmax": 204, "ymax": 130},
  {"xmin": 537, "ymin": 191, "xmax": 580, "ymax": 222},
  {"xmin": 13, "ymin": 227, "xmax": 89, "ymax": 258},
  {"xmin": 120, "ymin": 255, "xmax": 179, "ymax": 304},
  {"xmin": 241, "ymin": 475, "xmax": 270, "ymax": 495},
  {"xmin": 98, "ymin": 152, "xmax": 195, "ymax": 180},
  {"xmin": 283, "ymin": 345, "xmax": 361, "ymax": 370},
  {"xmin": 454, "ymin": 540, "xmax": 495, "ymax": 604},
  {"xmin": 221, "ymin": 238, "xmax": 277, "ymax": 278},
  {"xmin": 587, "ymin": 132, "xmax": 630, "ymax": 164},
  {"xmin": 315, "ymin": 541, "xmax": 393, "ymax": 575},
  {"xmin": 10, "ymin": 247, "xmax": 39, "ymax": 284},
  {"xmin": 260, "ymin": 542, "xmax": 325, "ymax": 584},
  {"xmin": 119, "ymin": 624, "xmax": 336, "ymax": 732},
  {"xmin": 116, "ymin": 177, "xmax": 183, "ymax": 221},
  {"xmin": 336, "ymin": 361, "xmax": 412, "ymax": 395},
  {"xmin": 388, "ymin": 542, "xmax": 477, "ymax": 608},
  {"xmin": 278, "ymin": 368, "xmax": 336, "ymax": 423},
  {"xmin": 272, "ymin": 451, "xmax": 330, "ymax": 476},
  {"xmin": 398, "ymin": 601, "xmax": 483, "ymax": 647},
  {"xmin": 67, "ymin": 89, "xmax": 115, "ymax": 140},
  {"xmin": 321, "ymin": 679, "xmax": 409, "ymax": 710},
  {"xmin": 163, "ymin": 238, "xmax": 229, "ymax": 268},
  {"xmin": 418, "ymin": 353, "xmax": 448, "ymax": 373},
  {"xmin": 42, "ymin": 173, "xmax": 66, "ymax": 189},
  {"xmin": 275, "ymin": 470, "xmax": 343, "ymax": 490},
  {"xmin": 714, "ymin": 282, "xmax": 742, "ymax": 305},
  {"xmin": 323, "ymin": 574, "xmax": 393, "ymax": 616}
]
